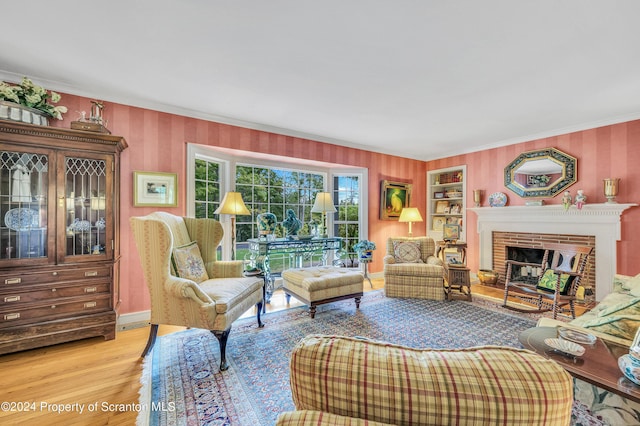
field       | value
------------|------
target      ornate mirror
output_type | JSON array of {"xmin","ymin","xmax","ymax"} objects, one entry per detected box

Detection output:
[{"xmin": 504, "ymin": 148, "xmax": 577, "ymax": 198}]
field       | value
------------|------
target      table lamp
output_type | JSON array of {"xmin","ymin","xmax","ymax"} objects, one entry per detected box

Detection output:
[
  {"xmin": 214, "ymin": 191, "xmax": 250, "ymax": 260},
  {"xmin": 399, "ymin": 207, "xmax": 423, "ymax": 236},
  {"xmin": 311, "ymin": 192, "xmax": 336, "ymax": 238}
]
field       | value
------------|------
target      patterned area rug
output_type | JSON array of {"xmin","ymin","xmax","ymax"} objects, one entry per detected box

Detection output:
[{"xmin": 137, "ymin": 291, "xmax": 600, "ymax": 425}]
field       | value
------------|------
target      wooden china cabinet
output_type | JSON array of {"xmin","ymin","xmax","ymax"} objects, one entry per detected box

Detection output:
[{"xmin": 0, "ymin": 121, "xmax": 127, "ymax": 354}]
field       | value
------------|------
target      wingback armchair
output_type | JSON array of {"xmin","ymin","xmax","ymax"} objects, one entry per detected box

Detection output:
[
  {"xmin": 130, "ymin": 212, "xmax": 264, "ymax": 371},
  {"xmin": 383, "ymin": 237, "xmax": 445, "ymax": 300}
]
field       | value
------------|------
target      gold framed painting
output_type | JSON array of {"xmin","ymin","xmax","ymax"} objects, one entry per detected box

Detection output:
[
  {"xmin": 380, "ymin": 180, "xmax": 412, "ymax": 220},
  {"xmin": 133, "ymin": 171, "xmax": 178, "ymax": 207}
]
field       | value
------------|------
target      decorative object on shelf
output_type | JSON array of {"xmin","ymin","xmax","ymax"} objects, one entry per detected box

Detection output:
[
  {"xmin": 477, "ymin": 269, "xmax": 499, "ymax": 285},
  {"xmin": 473, "ymin": 189, "xmax": 483, "ymax": 207},
  {"xmin": 95, "ymin": 217, "xmax": 106, "ymax": 230},
  {"xmin": 488, "ymin": 192, "xmax": 507, "ymax": 207},
  {"xmin": 603, "ymin": 178, "xmax": 620, "ymax": 204},
  {"xmin": 311, "ymin": 192, "xmax": 336, "ymax": 237},
  {"xmin": 432, "ymin": 216, "xmax": 445, "ymax": 231},
  {"xmin": 399, "ymin": 207, "xmax": 423, "ymax": 236},
  {"xmin": 353, "ymin": 239, "xmax": 376, "ymax": 260},
  {"xmin": 562, "ymin": 190, "xmax": 572, "ymax": 211},
  {"xmin": 10, "ymin": 164, "xmax": 32, "ymax": 202},
  {"xmin": 4, "ymin": 207, "xmax": 39, "ymax": 231},
  {"xmin": 68, "ymin": 218, "xmax": 92, "ymax": 232},
  {"xmin": 133, "ymin": 171, "xmax": 178, "ymax": 207},
  {"xmin": 282, "ymin": 208, "xmax": 303, "ymax": 238},
  {"xmin": 214, "ymin": 191, "xmax": 250, "ymax": 260},
  {"xmin": 380, "ymin": 180, "xmax": 412, "ymax": 220},
  {"xmin": 574, "ymin": 190, "xmax": 587, "ymax": 210},
  {"xmin": 257, "ymin": 212, "xmax": 278, "ymax": 237},
  {"xmin": 0, "ymin": 77, "xmax": 67, "ymax": 122}
]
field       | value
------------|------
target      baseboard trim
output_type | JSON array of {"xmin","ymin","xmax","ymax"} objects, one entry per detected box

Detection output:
[{"xmin": 118, "ymin": 310, "xmax": 151, "ymax": 331}]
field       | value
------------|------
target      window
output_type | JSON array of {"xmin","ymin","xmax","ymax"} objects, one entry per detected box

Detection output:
[{"xmin": 187, "ymin": 144, "xmax": 368, "ymax": 264}]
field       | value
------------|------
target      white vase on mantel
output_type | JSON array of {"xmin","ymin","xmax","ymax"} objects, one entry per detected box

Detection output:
[{"xmin": 0, "ymin": 101, "xmax": 49, "ymax": 126}]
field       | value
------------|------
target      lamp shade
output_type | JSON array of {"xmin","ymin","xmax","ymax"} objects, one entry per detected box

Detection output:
[
  {"xmin": 399, "ymin": 207, "xmax": 423, "ymax": 223},
  {"xmin": 214, "ymin": 192, "xmax": 250, "ymax": 215},
  {"xmin": 311, "ymin": 192, "xmax": 336, "ymax": 213}
]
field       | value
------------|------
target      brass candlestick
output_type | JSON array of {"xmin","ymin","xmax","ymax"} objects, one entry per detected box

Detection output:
[
  {"xmin": 603, "ymin": 178, "xmax": 620, "ymax": 204},
  {"xmin": 473, "ymin": 189, "xmax": 483, "ymax": 207}
]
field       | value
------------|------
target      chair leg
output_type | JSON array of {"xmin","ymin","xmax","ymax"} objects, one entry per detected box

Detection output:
[
  {"xmin": 212, "ymin": 328, "xmax": 231, "ymax": 371},
  {"xmin": 141, "ymin": 324, "xmax": 159, "ymax": 358},
  {"xmin": 256, "ymin": 302, "xmax": 264, "ymax": 328}
]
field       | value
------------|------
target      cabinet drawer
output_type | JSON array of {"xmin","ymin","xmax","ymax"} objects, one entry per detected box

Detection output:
[
  {"xmin": 0, "ymin": 295, "xmax": 111, "ymax": 327},
  {"xmin": 0, "ymin": 281, "xmax": 110, "ymax": 307},
  {"xmin": 0, "ymin": 266, "xmax": 111, "ymax": 286}
]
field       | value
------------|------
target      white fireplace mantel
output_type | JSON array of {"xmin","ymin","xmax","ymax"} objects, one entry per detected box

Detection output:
[{"xmin": 469, "ymin": 203, "xmax": 637, "ymax": 301}]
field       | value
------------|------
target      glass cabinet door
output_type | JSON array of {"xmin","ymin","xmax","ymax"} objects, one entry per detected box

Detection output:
[
  {"xmin": 0, "ymin": 149, "xmax": 49, "ymax": 261},
  {"xmin": 64, "ymin": 155, "xmax": 109, "ymax": 258}
]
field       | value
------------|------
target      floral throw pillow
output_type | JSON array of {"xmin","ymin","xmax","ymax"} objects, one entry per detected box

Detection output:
[
  {"xmin": 172, "ymin": 241, "xmax": 209, "ymax": 284},
  {"xmin": 393, "ymin": 241, "xmax": 423, "ymax": 263}
]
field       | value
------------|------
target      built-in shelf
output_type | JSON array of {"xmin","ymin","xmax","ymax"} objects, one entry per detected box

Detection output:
[{"xmin": 427, "ymin": 166, "xmax": 466, "ymax": 242}]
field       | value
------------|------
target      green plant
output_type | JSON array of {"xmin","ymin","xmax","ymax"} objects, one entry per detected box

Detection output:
[{"xmin": 0, "ymin": 77, "xmax": 68, "ymax": 119}]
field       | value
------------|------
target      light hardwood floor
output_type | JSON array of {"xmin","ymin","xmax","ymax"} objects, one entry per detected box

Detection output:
[{"xmin": 0, "ymin": 278, "xmax": 587, "ymax": 424}]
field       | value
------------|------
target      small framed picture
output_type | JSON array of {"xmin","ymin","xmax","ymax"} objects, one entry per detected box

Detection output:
[
  {"xmin": 432, "ymin": 216, "xmax": 445, "ymax": 231},
  {"xmin": 445, "ymin": 252, "xmax": 463, "ymax": 265},
  {"xmin": 435, "ymin": 200, "xmax": 449, "ymax": 213},
  {"xmin": 443, "ymin": 223, "xmax": 460, "ymax": 242},
  {"xmin": 434, "ymin": 192, "xmax": 445, "ymax": 199},
  {"xmin": 134, "ymin": 171, "xmax": 178, "ymax": 207}
]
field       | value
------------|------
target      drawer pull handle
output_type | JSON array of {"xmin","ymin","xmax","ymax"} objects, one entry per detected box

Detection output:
[
  {"xmin": 85, "ymin": 287, "xmax": 97, "ymax": 293},
  {"xmin": 4, "ymin": 278, "xmax": 21, "ymax": 285},
  {"xmin": 84, "ymin": 271, "xmax": 98, "ymax": 277},
  {"xmin": 52, "ymin": 272, "xmax": 58, "ymax": 276},
  {"xmin": 4, "ymin": 296, "xmax": 20, "ymax": 303},
  {"xmin": 51, "ymin": 305, "xmax": 56, "ymax": 309},
  {"xmin": 51, "ymin": 288, "xmax": 57, "ymax": 292},
  {"xmin": 84, "ymin": 302, "xmax": 97, "ymax": 308},
  {"xmin": 4, "ymin": 313, "xmax": 20, "ymax": 321}
]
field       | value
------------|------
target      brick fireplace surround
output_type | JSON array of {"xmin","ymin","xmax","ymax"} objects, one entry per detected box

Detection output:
[{"xmin": 469, "ymin": 203, "xmax": 636, "ymax": 301}]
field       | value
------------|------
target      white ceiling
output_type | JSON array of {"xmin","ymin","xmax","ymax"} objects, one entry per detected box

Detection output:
[{"xmin": 2, "ymin": 1, "xmax": 640, "ymax": 161}]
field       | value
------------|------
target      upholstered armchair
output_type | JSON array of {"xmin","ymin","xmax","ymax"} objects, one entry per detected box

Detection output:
[
  {"xmin": 276, "ymin": 335, "xmax": 574, "ymax": 425},
  {"xmin": 383, "ymin": 237, "xmax": 445, "ymax": 300},
  {"xmin": 130, "ymin": 212, "xmax": 264, "ymax": 371}
]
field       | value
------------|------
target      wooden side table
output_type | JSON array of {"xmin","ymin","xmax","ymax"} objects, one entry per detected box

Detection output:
[
  {"xmin": 444, "ymin": 264, "xmax": 471, "ymax": 301},
  {"xmin": 436, "ymin": 241, "xmax": 467, "ymax": 264}
]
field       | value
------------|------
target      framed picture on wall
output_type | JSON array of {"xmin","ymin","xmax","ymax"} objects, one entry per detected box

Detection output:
[
  {"xmin": 380, "ymin": 180, "xmax": 412, "ymax": 220},
  {"xmin": 133, "ymin": 171, "xmax": 178, "ymax": 207}
]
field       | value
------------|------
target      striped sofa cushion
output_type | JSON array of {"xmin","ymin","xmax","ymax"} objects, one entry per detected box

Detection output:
[{"xmin": 288, "ymin": 335, "xmax": 573, "ymax": 426}]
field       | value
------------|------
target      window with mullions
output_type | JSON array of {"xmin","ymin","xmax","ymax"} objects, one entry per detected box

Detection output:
[
  {"xmin": 235, "ymin": 165, "xmax": 325, "ymax": 270},
  {"xmin": 333, "ymin": 175, "xmax": 361, "ymax": 267},
  {"xmin": 194, "ymin": 159, "xmax": 221, "ymax": 219}
]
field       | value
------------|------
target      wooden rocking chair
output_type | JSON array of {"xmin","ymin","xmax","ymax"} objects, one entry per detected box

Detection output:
[{"xmin": 502, "ymin": 242, "xmax": 592, "ymax": 319}]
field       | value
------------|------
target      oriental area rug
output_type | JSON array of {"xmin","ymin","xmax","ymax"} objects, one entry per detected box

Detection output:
[{"xmin": 137, "ymin": 290, "xmax": 602, "ymax": 426}]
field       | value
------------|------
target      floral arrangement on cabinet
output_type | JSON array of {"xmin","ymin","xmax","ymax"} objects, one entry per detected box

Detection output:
[{"xmin": 0, "ymin": 77, "xmax": 68, "ymax": 119}]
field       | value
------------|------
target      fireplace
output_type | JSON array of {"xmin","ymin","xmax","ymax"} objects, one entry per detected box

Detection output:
[
  {"xmin": 495, "ymin": 233, "xmax": 596, "ymax": 297},
  {"xmin": 470, "ymin": 203, "xmax": 635, "ymax": 301}
]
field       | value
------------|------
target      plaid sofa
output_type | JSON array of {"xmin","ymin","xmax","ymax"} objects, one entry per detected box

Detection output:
[
  {"xmin": 276, "ymin": 335, "xmax": 574, "ymax": 426},
  {"xmin": 383, "ymin": 237, "xmax": 445, "ymax": 300}
]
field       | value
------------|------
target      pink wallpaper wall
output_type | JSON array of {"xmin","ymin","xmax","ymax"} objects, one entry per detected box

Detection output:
[
  {"xmin": 53, "ymin": 94, "xmax": 639, "ymax": 314},
  {"xmin": 53, "ymin": 94, "xmax": 426, "ymax": 314},
  {"xmin": 426, "ymin": 120, "xmax": 640, "ymax": 276}
]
